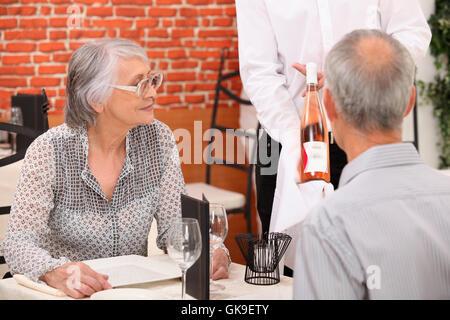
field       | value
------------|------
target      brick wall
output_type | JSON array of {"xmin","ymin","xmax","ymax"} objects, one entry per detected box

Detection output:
[{"xmin": 0, "ymin": 0, "xmax": 241, "ymax": 116}]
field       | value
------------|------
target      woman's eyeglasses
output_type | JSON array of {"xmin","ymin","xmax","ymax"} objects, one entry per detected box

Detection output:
[{"xmin": 109, "ymin": 72, "xmax": 163, "ymax": 98}]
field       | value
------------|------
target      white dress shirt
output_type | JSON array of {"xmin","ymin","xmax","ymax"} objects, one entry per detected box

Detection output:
[{"xmin": 236, "ymin": 0, "xmax": 432, "ymax": 148}]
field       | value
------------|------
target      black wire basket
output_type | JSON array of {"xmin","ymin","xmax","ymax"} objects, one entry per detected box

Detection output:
[{"xmin": 235, "ymin": 232, "xmax": 292, "ymax": 285}]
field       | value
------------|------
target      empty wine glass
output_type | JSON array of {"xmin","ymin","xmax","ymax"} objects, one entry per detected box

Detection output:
[
  {"xmin": 167, "ymin": 218, "xmax": 202, "ymax": 300},
  {"xmin": 209, "ymin": 203, "xmax": 228, "ymax": 291}
]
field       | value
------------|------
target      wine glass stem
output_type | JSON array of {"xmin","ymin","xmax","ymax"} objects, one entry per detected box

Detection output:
[{"xmin": 181, "ymin": 269, "xmax": 186, "ymax": 300}]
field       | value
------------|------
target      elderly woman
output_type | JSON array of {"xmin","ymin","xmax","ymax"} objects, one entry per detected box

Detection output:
[{"xmin": 1, "ymin": 39, "xmax": 230, "ymax": 299}]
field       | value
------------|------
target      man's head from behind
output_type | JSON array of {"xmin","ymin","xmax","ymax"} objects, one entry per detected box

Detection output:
[{"xmin": 324, "ymin": 29, "xmax": 416, "ymax": 157}]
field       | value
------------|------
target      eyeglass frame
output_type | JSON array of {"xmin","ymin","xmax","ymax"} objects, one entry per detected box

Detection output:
[{"xmin": 109, "ymin": 72, "xmax": 163, "ymax": 98}]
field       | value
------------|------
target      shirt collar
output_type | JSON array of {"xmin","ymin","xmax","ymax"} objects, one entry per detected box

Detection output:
[{"xmin": 339, "ymin": 142, "xmax": 423, "ymax": 188}]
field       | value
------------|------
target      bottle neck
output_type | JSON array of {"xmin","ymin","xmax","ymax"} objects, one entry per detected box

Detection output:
[{"xmin": 306, "ymin": 83, "xmax": 318, "ymax": 92}]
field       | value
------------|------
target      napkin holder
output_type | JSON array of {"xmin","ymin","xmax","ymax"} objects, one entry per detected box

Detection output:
[{"xmin": 235, "ymin": 232, "xmax": 292, "ymax": 285}]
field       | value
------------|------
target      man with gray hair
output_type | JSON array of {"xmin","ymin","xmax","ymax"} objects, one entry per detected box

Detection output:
[{"xmin": 293, "ymin": 29, "xmax": 450, "ymax": 299}]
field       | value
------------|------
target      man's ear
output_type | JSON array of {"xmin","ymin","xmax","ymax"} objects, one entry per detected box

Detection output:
[
  {"xmin": 323, "ymin": 88, "xmax": 337, "ymax": 121},
  {"xmin": 404, "ymin": 85, "xmax": 416, "ymax": 118}
]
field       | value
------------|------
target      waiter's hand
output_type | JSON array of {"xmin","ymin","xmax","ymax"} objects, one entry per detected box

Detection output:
[{"xmin": 292, "ymin": 63, "xmax": 325, "ymax": 97}]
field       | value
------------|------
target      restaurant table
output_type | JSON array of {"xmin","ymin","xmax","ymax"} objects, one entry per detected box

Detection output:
[{"xmin": 0, "ymin": 254, "xmax": 293, "ymax": 300}]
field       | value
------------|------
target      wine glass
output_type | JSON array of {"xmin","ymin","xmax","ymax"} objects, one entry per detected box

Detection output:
[
  {"xmin": 167, "ymin": 218, "xmax": 202, "ymax": 300},
  {"xmin": 209, "ymin": 203, "xmax": 228, "ymax": 291}
]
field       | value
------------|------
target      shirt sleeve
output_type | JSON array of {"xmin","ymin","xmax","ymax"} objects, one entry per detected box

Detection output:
[
  {"xmin": 235, "ymin": 0, "xmax": 300, "ymax": 147},
  {"xmin": 1, "ymin": 135, "xmax": 71, "ymax": 283},
  {"xmin": 293, "ymin": 205, "xmax": 366, "ymax": 300},
  {"xmin": 154, "ymin": 123, "xmax": 186, "ymax": 251},
  {"xmin": 379, "ymin": 0, "xmax": 432, "ymax": 64}
]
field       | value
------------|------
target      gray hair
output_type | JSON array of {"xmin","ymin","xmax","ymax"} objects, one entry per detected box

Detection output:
[
  {"xmin": 324, "ymin": 29, "xmax": 415, "ymax": 133},
  {"xmin": 64, "ymin": 38, "xmax": 150, "ymax": 128}
]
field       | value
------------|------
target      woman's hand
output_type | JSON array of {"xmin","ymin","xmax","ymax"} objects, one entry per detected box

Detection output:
[
  {"xmin": 211, "ymin": 248, "xmax": 230, "ymax": 280},
  {"xmin": 39, "ymin": 262, "xmax": 112, "ymax": 299},
  {"xmin": 292, "ymin": 62, "xmax": 325, "ymax": 97}
]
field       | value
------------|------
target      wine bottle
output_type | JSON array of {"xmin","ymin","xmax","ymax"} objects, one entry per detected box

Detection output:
[{"xmin": 298, "ymin": 63, "xmax": 330, "ymax": 183}]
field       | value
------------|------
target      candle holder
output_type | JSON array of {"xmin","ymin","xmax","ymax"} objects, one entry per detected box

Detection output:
[{"xmin": 235, "ymin": 232, "xmax": 292, "ymax": 285}]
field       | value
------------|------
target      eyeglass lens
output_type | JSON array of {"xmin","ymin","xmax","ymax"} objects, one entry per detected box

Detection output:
[{"xmin": 138, "ymin": 74, "xmax": 162, "ymax": 97}]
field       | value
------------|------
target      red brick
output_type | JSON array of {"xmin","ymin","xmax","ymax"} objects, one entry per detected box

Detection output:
[
  {"xmin": 4, "ymin": 29, "xmax": 47, "ymax": 40},
  {"xmin": 225, "ymin": 7, "xmax": 236, "ymax": 16},
  {"xmin": 148, "ymin": 7, "xmax": 177, "ymax": 17},
  {"xmin": 166, "ymin": 72, "xmax": 197, "ymax": 81},
  {"xmin": 185, "ymin": 95, "xmax": 205, "ymax": 103},
  {"xmin": 39, "ymin": 42, "xmax": 66, "ymax": 52},
  {"xmin": 172, "ymin": 60, "xmax": 198, "ymax": 69},
  {"xmin": 174, "ymin": 18, "xmax": 198, "ymax": 27},
  {"xmin": 213, "ymin": 18, "xmax": 233, "ymax": 27},
  {"xmin": 157, "ymin": 95, "xmax": 181, "ymax": 105},
  {"xmin": 49, "ymin": 18, "xmax": 67, "ymax": 27},
  {"xmin": 75, "ymin": 0, "xmax": 108, "ymax": 4},
  {"xmin": 116, "ymin": 7, "xmax": 146, "ymax": 17},
  {"xmin": 146, "ymin": 50, "xmax": 166, "ymax": 58},
  {"xmin": 50, "ymin": 30, "xmax": 67, "ymax": 40},
  {"xmin": 53, "ymin": 53, "xmax": 72, "ymax": 62},
  {"xmin": 201, "ymin": 61, "xmax": 221, "ymax": 70},
  {"xmin": 92, "ymin": 19, "xmax": 133, "ymax": 28},
  {"xmin": 70, "ymin": 30, "xmax": 106, "ymax": 39},
  {"xmin": 40, "ymin": 6, "xmax": 51, "ymax": 14},
  {"xmin": 198, "ymin": 29, "xmax": 236, "ymax": 38},
  {"xmin": 216, "ymin": 0, "xmax": 234, "ymax": 3},
  {"xmin": 69, "ymin": 42, "xmax": 86, "ymax": 50},
  {"xmin": 86, "ymin": 7, "xmax": 113, "ymax": 16},
  {"xmin": 136, "ymin": 18, "xmax": 159, "ymax": 28},
  {"xmin": 199, "ymin": 8, "xmax": 223, "ymax": 16},
  {"xmin": 5, "ymin": 42, "xmax": 36, "ymax": 52},
  {"xmin": 162, "ymin": 19, "xmax": 172, "ymax": 27},
  {"xmin": 8, "ymin": 6, "xmax": 37, "ymax": 15},
  {"xmin": 189, "ymin": 50, "xmax": 220, "ymax": 59},
  {"xmin": 2, "ymin": 55, "xmax": 30, "ymax": 65},
  {"xmin": 0, "ymin": 18, "xmax": 17, "ymax": 29},
  {"xmin": 172, "ymin": 29, "xmax": 194, "ymax": 38},
  {"xmin": 0, "ymin": 78, "xmax": 27, "ymax": 88},
  {"xmin": 49, "ymin": 0, "xmax": 73, "ymax": 3},
  {"xmin": 202, "ymin": 19, "xmax": 210, "ymax": 27},
  {"xmin": 120, "ymin": 29, "xmax": 146, "ymax": 39},
  {"xmin": 0, "ymin": 90, "xmax": 14, "ymax": 99},
  {"xmin": 111, "ymin": 0, "xmax": 152, "ymax": 4},
  {"xmin": 38, "ymin": 65, "xmax": 66, "ymax": 75},
  {"xmin": 0, "ymin": 7, "xmax": 7, "ymax": 15},
  {"xmin": 187, "ymin": 0, "xmax": 213, "ymax": 4},
  {"xmin": 148, "ymin": 29, "xmax": 169, "ymax": 38},
  {"xmin": 0, "ymin": 0, "xmax": 20, "ymax": 4},
  {"xmin": 34, "ymin": 55, "xmax": 51, "ymax": 63},
  {"xmin": 54, "ymin": 98, "xmax": 66, "ymax": 109},
  {"xmin": 166, "ymin": 84, "xmax": 183, "ymax": 93},
  {"xmin": 156, "ymin": 0, "xmax": 181, "ymax": 4},
  {"xmin": 196, "ymin": 40, "xmax": 233, "ymax": 48},
  {"xmin": 167, "ymin": 49, "xmax": 187, "ymax": 59},
  {"xmin": 20, "ymin": 18, "xmax": 47, "ymax": 28},
  {"xmin": 147, "ymin": 40, "xmax": 182, "ymax": 48},
  {"xmin": 0, "ymin": 66, "xmax": 34, "ymax": 75},
  {"xmin": 159, "ymin": 61, "xmax": 169, "ymax": 70},
  {"xmin": 185, "ymin": 83, "xmax": 215, "ymax": 92},
  {"xmin": 30, "ymin": 77, "xmax": 61, "ymax": 87},
  {"xmin": 179, "ymin": 8, "xmax": 198, "ymax": 17}
]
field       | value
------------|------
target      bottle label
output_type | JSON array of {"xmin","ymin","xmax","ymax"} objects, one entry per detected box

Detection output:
[{"xmin": 302, "ymin": 141, "xmax": 327, "ymax": 174}]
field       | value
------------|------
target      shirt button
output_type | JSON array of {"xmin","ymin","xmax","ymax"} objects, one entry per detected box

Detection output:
[{"xmin": 114, "ymin": 234, "xmax": 119, "ymax": 239}]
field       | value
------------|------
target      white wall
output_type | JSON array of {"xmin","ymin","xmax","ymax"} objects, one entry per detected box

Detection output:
[{"xmin": 403, "ymin": 0, "xmax": 441, "ymax": 168}]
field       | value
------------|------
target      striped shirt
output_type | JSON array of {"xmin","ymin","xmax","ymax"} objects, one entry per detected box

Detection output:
[{"xmin": 293, "ymin": 143, "xmax": 450, "ymax": 299}]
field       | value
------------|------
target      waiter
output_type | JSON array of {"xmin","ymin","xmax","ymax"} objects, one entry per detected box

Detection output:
[{"xmin": 235, "ymin": 0, "xmax": 432, "ymax": 238}]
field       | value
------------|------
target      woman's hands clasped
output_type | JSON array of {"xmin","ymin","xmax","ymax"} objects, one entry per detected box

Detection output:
[{"xmin": 40, "ymin": 262, "xmax": 112, "ymax": 299}]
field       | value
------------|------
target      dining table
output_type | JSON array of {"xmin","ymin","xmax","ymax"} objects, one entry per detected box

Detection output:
[{"xmin": 0, "ymin": 254, "xmax": 293, "ymax": 300}]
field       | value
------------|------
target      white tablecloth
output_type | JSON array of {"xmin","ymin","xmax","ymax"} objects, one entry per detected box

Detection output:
[{"xmin": 0, "ymin": 254, "xmax": 293, "ymax": 300}]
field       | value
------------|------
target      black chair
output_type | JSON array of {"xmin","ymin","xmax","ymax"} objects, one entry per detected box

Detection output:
[
  {"xmin": 185, "ymin": 49, "xmax": 260, "ymax": 233},
  {"xmin": 0, "ymin": 90, "xmax": 49, "ymax": 279}
]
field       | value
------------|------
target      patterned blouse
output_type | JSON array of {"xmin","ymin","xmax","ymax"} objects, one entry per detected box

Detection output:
[{"xmin": 1, "ymin": 120, "xmax": 185, "ymax": 282}]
